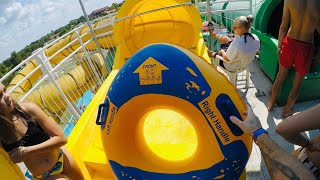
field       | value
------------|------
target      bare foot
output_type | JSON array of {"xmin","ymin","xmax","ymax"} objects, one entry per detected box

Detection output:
[
  {"xmin": 267, "ymin": 99, "xmax": 274, "ymax": 111},
  {"xmin": 282, "ymin": 108, "xmax": 294, "ymax": 118}
]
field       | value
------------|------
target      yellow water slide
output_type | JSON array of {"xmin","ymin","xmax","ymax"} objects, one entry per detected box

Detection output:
[
  {"xmin": 65, "ymin": 0, "xmax": 219, "ymax": 179},
  {"xmin": 112, "ymin": 0, "xmax": 210, "ymax": 69}
]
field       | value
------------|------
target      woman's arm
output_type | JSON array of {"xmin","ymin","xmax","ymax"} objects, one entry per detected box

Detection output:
[
  {"xmin": 22, "ymin": 102, "xmax": 67, "ymax": 156},
  {"xmin": 276, "ymin": 104, "xmax": 320, "ymax": 151}
]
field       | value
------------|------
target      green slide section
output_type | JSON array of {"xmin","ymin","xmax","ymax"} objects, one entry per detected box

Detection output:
[
  {"xmin": 252, "ymin": 29, "xmax": 279, "ymax": 81},
  {"xmin": 201, "ymin": 0, "xmax": 320, "ymax": 105}
]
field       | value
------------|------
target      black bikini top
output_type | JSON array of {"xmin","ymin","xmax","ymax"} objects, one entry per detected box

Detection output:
[{"xmin": 2, "ymin": 121, "xmax": 50, "ymax": 152}]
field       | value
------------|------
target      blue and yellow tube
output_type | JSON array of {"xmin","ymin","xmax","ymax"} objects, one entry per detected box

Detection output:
[{"xmin": 97, "ymin": 43, "xmax": 252, "ymax": 179}]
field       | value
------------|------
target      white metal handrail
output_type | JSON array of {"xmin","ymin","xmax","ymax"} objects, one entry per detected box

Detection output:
[
  {"xmin": 95, "ymin": 31, "xmax": 113, "ymax": 39},
  {"xmin": 75, "ymin": 31, "xmax": 102, "ymax": 85},
  {"xmin": 199, "ymin": 0, "xmax": 249, "ymax": 4},
  {"xmin": 79, "ymin": 0, "xmax": 104, "ymax": 65},
  {"xmin": 92, "ymin": 22, "xmax": 114, "ymax": 32},
  {"xmin": 200, "ymin": 8, "xmax": 251, "ymax": 14},
  {"xmin": 198, "ymin": 0, "xmax": 265, "ymax": 20}
]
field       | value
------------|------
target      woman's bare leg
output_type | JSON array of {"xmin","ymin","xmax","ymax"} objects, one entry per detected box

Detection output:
[{"xmin": 61, "ymin": 147, "xmax": 84, "ymax": 180}]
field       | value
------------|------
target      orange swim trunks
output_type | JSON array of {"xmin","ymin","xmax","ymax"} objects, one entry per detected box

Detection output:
[{"xmin": 280, "ymin": 36, "xmax": 314, "ymax": 76}]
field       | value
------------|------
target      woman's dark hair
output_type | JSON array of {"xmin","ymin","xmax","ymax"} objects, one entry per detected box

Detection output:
[
  {"xmin": 236, "ymin": 15, "xmax": 254, "ymax": 31},
  {"xmin": 0, "ymin": 100, "xmax": 34, "ymax": 144}
]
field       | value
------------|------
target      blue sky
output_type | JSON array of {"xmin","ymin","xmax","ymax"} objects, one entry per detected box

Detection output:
[{"xmin": 0, "ymin": 0, "xmax": 122, "ymax": 62}]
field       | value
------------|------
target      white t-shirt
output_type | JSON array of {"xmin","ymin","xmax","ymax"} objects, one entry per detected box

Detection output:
[{"xmin": 224, "ymin": 34, "xmax": 260, "ymax": 72}]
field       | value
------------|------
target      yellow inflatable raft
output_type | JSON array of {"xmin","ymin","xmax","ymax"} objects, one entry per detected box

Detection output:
[{"xmin": 96, "ymin": 43, "xmax": 252, "ymax": 179}]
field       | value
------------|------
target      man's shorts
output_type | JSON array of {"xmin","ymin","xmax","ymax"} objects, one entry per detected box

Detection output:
[{"xmin": 280, "ymin": 36, "xmax": 314, "ymax": 76}]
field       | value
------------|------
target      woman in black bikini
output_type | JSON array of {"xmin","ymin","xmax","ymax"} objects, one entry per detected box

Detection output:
[{"xmin": 0, "ymin": 82, "xmax": 84, "ymax": 179}]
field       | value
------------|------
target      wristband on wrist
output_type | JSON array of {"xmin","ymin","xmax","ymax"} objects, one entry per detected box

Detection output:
[{"xmin": 253, "ymin": 128, "xmax": 268, "ymax": 143}]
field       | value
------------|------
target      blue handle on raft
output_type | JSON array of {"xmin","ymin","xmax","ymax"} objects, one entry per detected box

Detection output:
[{"xmin": 96, "ymin": 102, "xmax": 109, "ymax": 126}]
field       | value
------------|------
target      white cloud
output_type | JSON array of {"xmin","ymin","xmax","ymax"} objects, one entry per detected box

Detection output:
[
  {"xmin": 44, "ymin": 6, "xmax": 56, "ymax": 14},
  {"xmin": 4, "ymin": 2, "xmax": 22, "ymax": 20},
  {"xmin": 0, "ymin": 17, "xmax": 7, "ymax": 25},
  {"xmin": 5, "ymin": 2, "xmax": 22, "ymax": 13},
  {"xmin": 0, "ymin": 0, "xmax": 14, "ymax": 12}
]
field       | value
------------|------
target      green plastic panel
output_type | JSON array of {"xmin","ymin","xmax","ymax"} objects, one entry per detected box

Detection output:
[
  {"xmin": 252, "ymin": 29, "xmax": 279, "ymax": 80},
  {"xmin": 254, "ymin": 0, "xmax": 282, "ymax": 32}
]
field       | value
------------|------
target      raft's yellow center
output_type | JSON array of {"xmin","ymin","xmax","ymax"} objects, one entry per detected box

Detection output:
[{"xmin": 143, "ymin": 109, "xmax": 198, "ymax": 161}]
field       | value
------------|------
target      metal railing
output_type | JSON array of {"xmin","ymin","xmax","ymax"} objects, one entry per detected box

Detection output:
[
  {"xmin": 197, "ymin": 0, "xmax": 266, "ymax": 28},
  {"xmin": 0, "ymin": 14, "xmax": 116, "ymax": 129},
  {"xmin": 197, "ymin": 0, "xmax": 266, "ymax": 50}
]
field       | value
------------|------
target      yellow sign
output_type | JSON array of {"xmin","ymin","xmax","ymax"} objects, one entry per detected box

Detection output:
[{"xmin": 134, "ymin": 57, "xmax": 169, "ymax": 85}]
